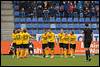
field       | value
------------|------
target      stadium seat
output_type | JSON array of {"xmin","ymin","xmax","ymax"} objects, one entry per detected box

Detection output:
[
  {"xmin": 62, "ymin": 18, "xmax": 67, "ymax": 22},
  {"xmin": 50, "ymin": 17, "xmax": 55, "ymax": 22},
  {"xmin": 56, "ymin": 24, "xmax": 61, "ymax": 28},
  {"xmin": 20, "ymin": 18, "xmax": 25, "ymax": 22},
  {"xmin": 61, "ymin": 24, "xmax": 67, "ymax": 28},
  {"xmin": 67, "ymin": 18, "xmax": 72, "ymax": 22},
  {"xmin": 38, "ymin": 30, "xmax": 43, "ymax": 34},
  {"xmin": 38, "ymin": 17, "xmax": 44, "ymax": 22},
  {"xmin": 15, "ymin": 24, "xmax": 20, "ymax": 28},
  {"xmin": 15, "ymin": 18, "xmax": 20, "ymax": 22},
  {"xmin": 32, "ymin": 18, "xmax": 37, "ymax": 22},
  {"xmin": 73, "ymin": 18, "xmax": 78, "ymax": 22},
  {"xmin": 26, "ymin": 18, "xmax": 32, "ymax": 22},
  {"xmin": 26, "ymin": 24, "xmax": 33, "ymax": 28},
  {"xmin": 56, "ymin": 18, "xmax": 61, "ymax": 22},
  {"xmin": 28, "ymin": 30, "xmax": 33, "ymax": 34},
  {"xmin": 14, "ymin": 11, "xmax": 19, "ymax": 16},
  {"xmin": 33, "ymin": 30, "xmax": 38, "ymax": 35},
  {"xmin": 50, "ymin": 24, "xmax": 56, "ymax": 28},
  {"xmin": 33, "ymin": 24, "xmax": 38, "ymax": 28},
  {"xmin": 79, "ymin": 18, "xmax": 84, "ymax": 22},
  {"xmin": 91, "ymin": 18, "xmax": 97, "ymax": 22},
  {"xmin": 85, "ymin": 18, "xmax": 90, "ymax": 22}
]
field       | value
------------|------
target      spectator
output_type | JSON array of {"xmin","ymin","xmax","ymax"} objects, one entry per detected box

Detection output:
[
  {"xmin": 67, "ymin": 2, "xmax": 75, "ymax": 17},
  {"xmin": 90, "ymin": 7, "xmax": 96, "ymax": 17},
  {"xmin": 59, "ymin": 5, "xmax": 64, "ymax": 17},
  {"xmin": 37, "ymin": 5, "xmax": 43, "ymax": 17}
]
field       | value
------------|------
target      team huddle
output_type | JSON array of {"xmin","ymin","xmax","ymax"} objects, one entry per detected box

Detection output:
[
  {"xmin": 41, "ymin": 28, "xmax": 77, "ymax": 58},
  {"xmin": 11, "ymin": 28, "xmax": 33, "ymax": 58},
  {"xmin": 11, "ymin": 28, "xmax": 77, "ymax": 59}
]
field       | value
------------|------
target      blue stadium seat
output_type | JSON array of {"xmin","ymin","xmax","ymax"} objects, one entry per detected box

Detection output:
[
  {"xmin": 15, "ymin": 24, "xmax": 20, "ymax": 28},
  {"xmin": 26, "ymin": 18, "xmax": 32, "ymax": 22},
  {"xmin": 20, "ymin": 18, "xmax": 25, "ymax": 22},
  {"xmin": 28, "ymin": 30, "xmax": 33, "ymax": 34},
  {"xmin": 91, "ymin": 24, "xmax": 97, "ymax": 28},
  {"xmin": 67, "ymin": 18, "xmax": 72, "ymax": 22},
  {"xmin": 45, "ymin": 24, "xmax": 50, "ymax": 28},
  {"xmin": 50, "ymin": 17, "xmax": 55, "ymax": 22},
  {"xmin": 39, "ymin": 30, "xmax": 43, "ymax": 34},
  {"xmin": 56, "ymin": 24, "xmax": 62, "ymax": 28},
  {"xmin": 38, "ymin": 17, "xmax": 44, "ymax": 22},
  {"xmin": 32, "ymin": 18, "xmax": 37, "ymax": 22},
  {"xmin": 79, "ymin": 18, "xmax": 84, "ymax": 22},
  {"xmin": 56, "ymin": 18, "xmax": 61, "ymax": 22},
  {"xmin": 33, "ymin": 24, "xmax": 38, "ymax": 28},
  {"xmin": 33, "ymin": 30, "xmax": 38, "ymax": 35},
  {"xmin": 15, "ymin": 18, "xmax": 20, "ymax": 22},
  {"xmin": 73, "ymin": 18, "xmax": 78, "ymax": 22},
  {"xmin": 62, "ymin": 18, "xmax": 67, "ymax": 22},
  {"xmin": 85, "ymin": 18, "xmax": 90, "ymax": 22},
  {"xmin": 26, "ymin": 24, "xmax": 32, "ymax": 28},
  {"xmin": 91, "ymin": 18, "xmax": 97, "ymax": 22},
  {"xmin": 14, "ymin": 11, "xmax": 19, "ymax": 16},
  {"xmin": 61, "ymin": 24, "xmax": 67, "ymax": 28}
]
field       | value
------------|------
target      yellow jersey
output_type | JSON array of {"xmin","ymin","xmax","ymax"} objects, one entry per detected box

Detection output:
[
  {"xmin": 62, "ymin": 34, "xmax": 70, "ymax": 44},
  {"xmin": 11, "ymin": 33, "xmax": 16, "ymax": 43},
  {"xmin": 15, "ymin": 32, "xmax": 23, "ymax": 45},
  {"xmin": 22, "ymin": 32, "xmax": 32, "ymax": 44},
  {"xmin": 70, "ymin": 34, "xmax": 77, "ymax": 44},
  {"xmin": 47, "ymin": 31, "xmax": 55, "ymax": 42},
  {"xmin": 41, "ymin": 33, "xmax": 48, "ymax": 44},
  {"xmin": 58, "ymin": 33, "xmax": 65, "ymax": 43}
]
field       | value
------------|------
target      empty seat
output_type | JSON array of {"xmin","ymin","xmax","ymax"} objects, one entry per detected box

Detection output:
[
  {"xmin": 26, "ymin": 18, "xmax": 32, "ymax": 22},
  {"xmin": 20, "ymin": 18, "xmax": 25, "ymax": 22},
  {"xmin": 67, "ymin": 18, "xmax": 73, "ymax": 22},
  {"xmin": 73, "ymin": 18, "xmax": 78, "ymax": 22},
  {"xmin": 56, "ymin": 18, "xmax": 61, "ymax": 22},
  {"xmin": 91, "ymin": 18, "xmax": 97, "ymax": 22},
  {"xmin": 62, "ymin": 18, "xmax": 67, "ymax": 22},
  {"xmin": 15, "ymin": 18, "xmax": 20, "ymax": 22},
  {"xmin": 38, "ymin": 17, "xmax": 44, "ymax": 22},
  {"xmin": 85, "ymin": 18, "xmax": 90, "ymax": 22},
  {"xmin": 79, "ymin": 18, "xmax": 84, "ymax": 22},
  {"xmin": 15, "ymin": 24, "xmax": 20, "ymax": 28},
  {"xmin": 14, "ymin": 11, "xmax": 19, "ymax": 16},
  {"xmin": 50, "ymin": 17, "xmax": 55, "ymax": 22},
  {"xmin": 32, "ymin": 18, "xmax": 37, "ymax": 22}
]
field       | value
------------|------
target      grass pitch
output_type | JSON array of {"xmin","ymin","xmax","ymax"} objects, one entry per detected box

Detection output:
[{"xmin": 1, "ymin": 55, "xmax": 99, "ymax": 66}]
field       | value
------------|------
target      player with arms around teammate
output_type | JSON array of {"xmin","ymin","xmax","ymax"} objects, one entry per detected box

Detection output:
[
  {"xmin": 47, "ymin": 28, "xmax": 55, "ymax": 58},
  {"xmin": 69, "ymin": 31, "xmax": 77, "ymax": 58},
  {"xmin": 15, "ymin": 29, "xmax": 23, "ymax": 59},
  {"xmin": 62, "ymin": 32, "xmax": 70, "ymax": 58},
  {"xmin": 11, "ymin": 29, "xmax": 17, "ymax": 58},
  {"xmin": 58, "ymin": 29, "xmax": 65, "ymax": 57},
  {"xmin": 82, "ymin": 24, "xmax": 93, "ymax": 62},
  {"xmin": 22, "ymin": 29, "xmax": 33, "ymax": 58},
  {"xmin": 41, "ymin": 29, "xmax": 48, "ymax": 58}
]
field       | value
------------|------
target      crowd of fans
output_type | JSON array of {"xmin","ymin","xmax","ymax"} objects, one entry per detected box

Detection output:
[{"xmin": 14, "ymin": 1, "xmax": 99, "ymax": 18}]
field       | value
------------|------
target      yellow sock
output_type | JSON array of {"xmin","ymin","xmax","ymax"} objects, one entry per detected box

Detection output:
[
  {"xmin": 64, "ymin": 50, "xmax": 67, "ymax": 56},
  {"xmin": 20, "ymin": 49, "xmax": 23, "ymax": 57},
  {"xmin": 16, "ymin": 49, "xmax": 19, "ymax": 58},
  {"xmin": 45, "ymin": 49, "xmax": 49, "ymax": 56}
]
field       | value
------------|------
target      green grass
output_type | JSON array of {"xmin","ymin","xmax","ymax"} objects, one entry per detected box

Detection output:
[{"xmin": 1, "ymin": 55, "xmax": 99, "ymax": 66}]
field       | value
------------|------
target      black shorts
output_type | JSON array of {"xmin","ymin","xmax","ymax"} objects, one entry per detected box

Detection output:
[
  {"xmin": 16, "ymin": 45, "xmax": 22, "ymax": 48},
  {"xmin": 23, "ymin": 44, "xmax": 29, "ymax": 48},
  {"xmin": 48, "ymin": 42, "xmax": 54, "ymax": 50},
  {"xmin": 70, "ymin": 44, "xmax": 76, "ymax": 49},
  {"xmin": 59, "ymin": 43, "xmax": 63, "ymax": 48},
  {"xmin": 63, "ymin": 44, "xmax": 69, "ymax": 49},
  {"xmin": 12, "ymin": 43, "xmax": 16, "ymax": 49},
  {"xmin": 84, "ymin": 40, "xmax": 92, "ymax": 48},
  {"xmin": 42, "ymin": 44, "xmax": 48, "ymax": 49}
]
